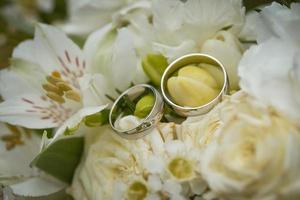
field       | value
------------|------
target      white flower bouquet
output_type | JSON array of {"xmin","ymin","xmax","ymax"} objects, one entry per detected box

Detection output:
[{"xmin": 1, "ymin": 0, "xmax": 300, "ymax": 200}]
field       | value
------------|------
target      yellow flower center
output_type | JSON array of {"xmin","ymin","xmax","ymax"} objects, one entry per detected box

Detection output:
[
  {"xmin": 126, "ymin": 181, "xmax": 148, "ymax": 200},
  {"xmin": 168, "ymin": 157, "xmax": 194, "ymax": 180},
  {"xmin": 42, "ymin": 71, "xmax": 81, "ymax": 103}
]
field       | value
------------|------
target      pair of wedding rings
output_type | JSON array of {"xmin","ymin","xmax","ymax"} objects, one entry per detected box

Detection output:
[{"xmin": 109, "ymin": 53, "xmax": 229, "ymax": 139}]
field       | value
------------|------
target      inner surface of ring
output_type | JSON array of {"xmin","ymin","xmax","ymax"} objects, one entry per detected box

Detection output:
[
  {"xmin": 110, "ymin": 86, "xmax": 156, "ymax": 133},
  {"xmin": 162, "ymin": 54, "xmax": 227, "ymax": 110}
]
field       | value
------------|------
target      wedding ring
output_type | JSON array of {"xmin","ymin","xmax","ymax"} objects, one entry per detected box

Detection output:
[
  {"xmin": 109, "ymin": 84, "xmax": 164, "ymax": 139},
  {"xmin": 161, "ymin": 53, "xmax": 229, "ymax": 117}
]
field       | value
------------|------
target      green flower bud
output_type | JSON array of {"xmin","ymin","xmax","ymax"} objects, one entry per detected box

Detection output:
[
  {"xmin": 84, "ymin": 109, "xmax": 109, "ymax": 127},
  {"xmin": 167, "ymin": 65, "xmax": 219, "ymax": 107},
  {"xmin": 142, "ymin": 54, "xmax": 168, "ymax": 86},
  {"xmin": 134, "ymin": 94, "xmax": 155, "ymax": 118}
]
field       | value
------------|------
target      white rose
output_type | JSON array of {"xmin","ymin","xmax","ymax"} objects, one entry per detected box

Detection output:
[{"xmin": 199, "ymin": 91, "xmax": 300, "ymax": 200}]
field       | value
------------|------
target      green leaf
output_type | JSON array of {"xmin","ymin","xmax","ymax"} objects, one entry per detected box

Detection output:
[
  {"xmin": 142, "ymin": 54, "xmax": 168, "ymax": 87},
  {"xmin": 31, "ymin": 137, "xmax": 84, "ymax": 184}
]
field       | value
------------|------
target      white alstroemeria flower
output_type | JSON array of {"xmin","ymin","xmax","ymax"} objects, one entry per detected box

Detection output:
[
  {"xmin": 0, "ymin": 24, "xmax": 107, "ymax": 137},
  {"xmin": 1, "ymin": 0, "xmax": 54, "ymax": 33},
  {"xmin": 0, "ymin": 123, "xmax": 66, "ymax": 197},
  {"xmin": 199, "ymin": 91, "xmax": 300, "ymax": 200},
  {"xmin": 150, "ymin": 0, "xmax": 246, "ymax": 89},
  {"xmin": 61, "ymin": 0, "xmax": 150, "ymax": 36},
  {"xmin": 83, "ymin": 2, "xmax": 152, "ymax": 91},
  {"xmin": 0, "ymin": 123, "xmax": 40, "ymax": 182},
  {"xmin": 239, "ymin": 2, "xmax": 300, "ymax": 122},
  {"xmin": 69, "ymin": 123, "xmax": 176, "ymax": 200}
]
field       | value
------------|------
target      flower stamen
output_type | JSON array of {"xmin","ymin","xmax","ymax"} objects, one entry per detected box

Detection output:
[{"xmin": 43, "ymin": 71, "xmax": 81, "ymax": 103}]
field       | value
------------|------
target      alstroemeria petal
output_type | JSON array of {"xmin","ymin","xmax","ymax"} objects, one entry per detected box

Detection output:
[
  {"xmin": 0, "ymin": 69, "xmax": 79, "ymax": 129},
  {"xmin": 0, "ymin": 95, "xmax": 70, "ymax": 129},
  {"xmin": 9, "ymin": 177, "xmax": 66, "ymax": 197},
  {"xmin": 84, "ymin": 24, "xmax": 116, "ymax": 73},
  {"xmin": 79, "ymin": 74, "xmax": 112, "ymax": 107},
  {"xmin": 0, "ymin": 124, "xmax": 40, "ymax": 183},
  {"xmin": 51, "ymin": 105, "xmax": 108, "ymax": 143},
  {"xmin": 15, "ymin": 24, "xmax": 85, "ymax": 91},
  {"xmin": 111, "ymin": 28, "xmax": 138, "ymax": 91},
  {"xmin": 61, "ymin": 0, "xmax": 129, "ymax": 36},
  {"xmin": 0, "ymin": 69, "xmax": 41, "ymax": 99}
]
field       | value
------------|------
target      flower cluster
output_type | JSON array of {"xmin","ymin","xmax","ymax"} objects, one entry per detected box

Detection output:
[{"xmin": 1, "ymin": 0, "xmax": 300, "ymax": 200}]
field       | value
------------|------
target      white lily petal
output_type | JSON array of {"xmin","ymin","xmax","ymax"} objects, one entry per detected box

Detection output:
[
  {"xmin": 0, "ymin": 124, "xmax": 40, "ymax": 183},
  {"xmin": 111, "ymin": 28, "xmax": 137, "ymax": 90},
  {"xmin": 10, "ymin": 176, "xmax": 66, "ymax": 197},
  {"xmin": 239, "ymin": 38, "xmax": 300, "ymax": 121},
  {"xmin": 51, "ymin": 105, "xmax": 108, "ymax": 143},
  {"xmin": 201, "ymin": 31, "xmax": 243, "ymax": 90}
]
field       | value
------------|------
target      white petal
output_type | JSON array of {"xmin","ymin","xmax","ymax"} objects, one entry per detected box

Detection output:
[
  {"xmin": 0, "ymin": 95, "xmax": 62, "ymax": 128},
  {"xmin": 34, "ymin": 24, "xmax": 86, "ymax": 82},
  {"xmin": 164, "ymin": 140, "xmax": 185, "ymax": 156},
  {"xmin": 148, "ymin": 175, "xmax": 162, "ymax": 192},
  {"xmin": 153, "ymin": 40, "xmax": 197, "ymax": 62},
  {"xmin": 83, "ymin": 24, "xmax": 115, "ymax": 73},
  {"xmin": 12, "ymin": 40, "xmax": 37, "ymax": 66},
  {"xmin": 183, "ymin": 0, "xmax": 244, "ymax": 34},
  {"xmin": 292, "ymin": 53, "xmax": 300, "ymax": 105},
  {"xmin": 111, "ymin": 28, "xmax": 137, "ymax": 91},
  {"xmin": 61, "ymin": 0, "xmax": 124, "ymax": 35},
  {"xmin": 79, "ymin": 73, "xmax": 112, "ymax": 107},
  {"xmin": 0, "ymin": 69, "xmax": 41, "ymax": 100},
  {"xmin": 257, "ymin": 2, "xmax": 300, "ymax": 45},
  {"xmin": 9, "ymin": 176, "xmax": 66, "ymax": 197},
  {"xmin": 145, "ymin": 156, "xmax": 165, "ymax": 174},
  {"xmin": 239, "ymin": 11, "xmax": 260, "ymax": 41},
  {"xmin": 152, "ymin": 0, "xmax": 184, "ymax": 33},
  {"xmin": 0, "ymin": 124, "xmax": 40, "ymax": 182},
  {"xmin": 163, "ymin": 180, "xmax": 182, "ymax": 195},
  {"xmin": 51, "ymin": 105, "xmax": 108, "ymax": 143},
  {"xmin": 115, "ymin": 115, "xmax": 141, "ymax": 131},
  {"xmin": 239, "ymin": 38, "xmax": 300, "ymax": 121},
  {"xmin": 37, "ymin": 0, "xmax": 54, "ymax": 12},
  {"xmin": 201, "ymin": 31, "xmax": 243, "ymax": 90}
]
